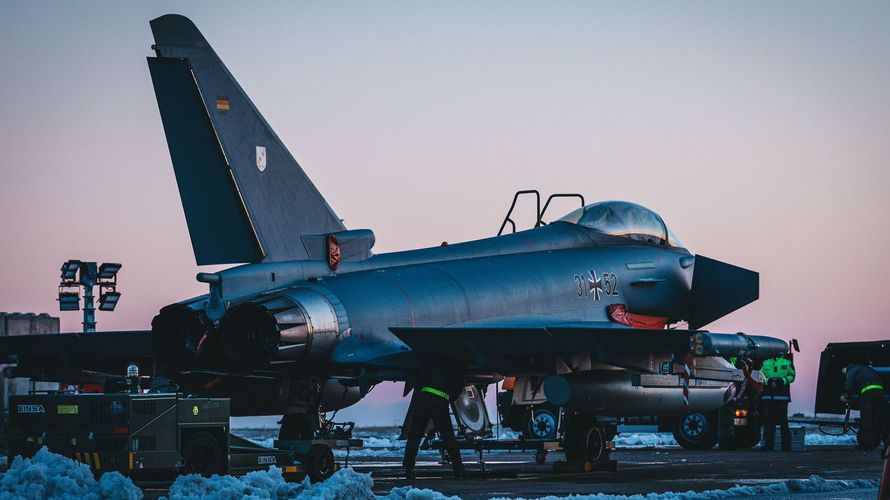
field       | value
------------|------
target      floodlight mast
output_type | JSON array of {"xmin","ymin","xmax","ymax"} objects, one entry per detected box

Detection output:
[
  {"xmin": 83, "ymin": 281, "xmax": 96, "ymax": 333},
  {"xmin": 57, "ymin": 260, "xmax": 121, "ymax": 333}
]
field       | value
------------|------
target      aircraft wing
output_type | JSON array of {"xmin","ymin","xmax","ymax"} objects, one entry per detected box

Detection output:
[
  {"xmin": 389, "ymin": 325, "xmax": 786, "ymax": 371},
  {"xmin": 0, "ymin": 331, "xmax": 154, "ymax": 382},
  {"xmin": 390, "ymin": 326, "xmax": 685, "ymax": 357}
]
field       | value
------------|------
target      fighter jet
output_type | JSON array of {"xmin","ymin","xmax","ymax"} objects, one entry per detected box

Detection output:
[{"xmin": 1, "ymin": 14, "xmax": 787, "ymax": 465}]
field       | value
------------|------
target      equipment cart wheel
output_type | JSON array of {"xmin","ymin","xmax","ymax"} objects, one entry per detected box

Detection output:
[
  {"xmin": 564, "ymin": 417, "xmax": 609, "ymax": 465},
  {"xmin": 306, "ymin": 444, "xmax": 335, "ymax": 482},
  {"xmin": 534, "ymin": 450, "xmax": 548, "ymax": 465},
  {"xmin": 672, "ymin": 412, "xmax": 718, "ymax": 450},
  {"xmin": 183, "ymin": 431, "xmax": 223, "ymax": 476},
  {"xmin": 526, "ymin": 407, "xmax": 559, "ymax": 440}
]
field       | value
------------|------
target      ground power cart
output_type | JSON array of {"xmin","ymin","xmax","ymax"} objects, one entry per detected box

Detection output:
[{"xmin": 7, "ymin": 392, "xmax": 350, "ymax": 481}]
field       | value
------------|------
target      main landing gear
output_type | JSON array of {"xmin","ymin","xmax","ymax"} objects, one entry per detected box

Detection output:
[{"xmin": 561, "ymin": 413, "xmax": 617, "ymax": 470}]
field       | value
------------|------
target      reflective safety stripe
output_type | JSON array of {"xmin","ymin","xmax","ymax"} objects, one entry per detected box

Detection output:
[
  {"xmin": 421, "ymin": 387, "xmax": 449, "ymax": 400},
  {"xmin": 761, "ymin": 395, "xmax": 791, "ymax": 401},
  {"xmin": 129, "ymin": 452, "xmax": 134, "ymax": 470},
  {"xmin": 93, "ymin": 453, "xmax": 101, "ymax": 470},
  {"xmin": 862, "ymin": 384, "xmax": 884, "ymax": 394}
]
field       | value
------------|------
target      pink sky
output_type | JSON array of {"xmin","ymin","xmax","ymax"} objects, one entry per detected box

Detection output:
[{"xmin": 1, "ymin": 2, "xmax": 889, "ymax": 423}]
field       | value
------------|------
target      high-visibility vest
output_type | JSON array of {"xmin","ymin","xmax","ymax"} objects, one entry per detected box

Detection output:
[
  {"xmin": 421, "ymin": 386, "xmax": 449, "ymax": 400},
  {"xmin": 862, "ymin": 384, "xmax": 884, "ymax": 394},
  {"xmin": 761, "ymin": 357, "xmax": 795, "ymax": 385}
]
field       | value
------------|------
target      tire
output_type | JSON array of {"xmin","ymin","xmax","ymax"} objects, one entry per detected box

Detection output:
[
  {"xmin": 306, "ymin": 444, "xmax": 335, "ymax": 482},
  {"xmin": 526, "ymin": 408, "xmax": 559, "ymax": 440},
  {"xmin": 534, "ymin": 450, "xmax": 548, "ymax": 465},
  {"xmin": 183, "ymin": 431, "xmax": 223, "ymax": 476},
  {"xmin": 564, "ymin": 418, "xmax": 609, "ymax": 465},
  {"xmin": 672, "ymin": 412, "xmax": 718, "ymax": 450}
]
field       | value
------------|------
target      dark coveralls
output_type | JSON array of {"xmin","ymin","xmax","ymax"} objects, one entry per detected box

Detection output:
[
  {"xmin": 760, "ymin": 356, "xmax": 795, "ymax": 451},
  {"xmin": 844, "ymin": 365, "xmax": 885, "ymax": 450},
  {"xmin": 402, "ymin": 369, "xmax": 465, "ymax": 478}
]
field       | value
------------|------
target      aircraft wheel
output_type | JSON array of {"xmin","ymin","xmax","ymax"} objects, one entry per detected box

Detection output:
[
  {"xmin": 526, "ymin": 407, "xmax": 559, "ymax": 440},
  {"xmin": 183, "ymin": 431, "xmax": 223, "ymax": 476},
  {"xmin": 672, "ymin": 412, "xmax": 718, "ymax": 450},
  {"xmin": 306, "ymin": 444, "xmax": 335, "ymax": 482},
  {"xmin": 563, "ymin": 418, "xmax": 609, "ymax": 465}
]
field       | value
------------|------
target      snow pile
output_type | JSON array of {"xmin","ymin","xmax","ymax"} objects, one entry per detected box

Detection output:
[
  {"xmin": 385, "ymin": 485, "xmax": 460, "ymax": 500},
  {"xmin": 166, "ymin": 468, "xmax": 878, "ymax": 500},
  {"xmin": 494, "ymin": 428, "xmax": 522, "ymax": 440},
  {"xmin": 614, "ymin": 430, "xmax": 860, "ymax": 449},
  {"xmin": 337, "ymin": 448, "xmax": 407, "ymax": 459},
  {"xmin": 0, "ymin": 447, "xmax": 142, "ymax": 500},
  {"xmin": 167, "ymin": 466, "xmax": 458, "ymax": 500},
  {"xmin": 494, "ymin": 475, "xmax": 878, "ymax": 500},
  {"xmin": 805, "ymin": 431, "xmax": 858, "ymax": 446},
  {"xmin": 355, "ymin": 435, "xmax": 404, "ymax": 449},
  {"xmin": 613, "ymin": 433, "xmax": 678, "ymax": 449}
]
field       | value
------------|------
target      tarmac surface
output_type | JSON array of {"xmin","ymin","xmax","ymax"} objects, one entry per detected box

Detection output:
[{"xmin": 350, "ymin": 446, "xmax": 883, "ymax": 499}]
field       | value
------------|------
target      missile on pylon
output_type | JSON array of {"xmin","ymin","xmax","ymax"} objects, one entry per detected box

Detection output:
[{"xmin": 690, "ymin": 332, "xmax": 788, "ymax": 361}]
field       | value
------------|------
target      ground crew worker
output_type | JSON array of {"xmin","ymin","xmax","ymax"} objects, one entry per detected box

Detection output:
[
  {"xmin": 760, "ymin": 354, "xmax": 795, "ymax": 451},
  {"xmin": 842, "ymin": 365, "xmax": 885, "ymax": 450},
  {"xmin": 402, "ymin": 366, "xmax": 466, "ymax": 480}
]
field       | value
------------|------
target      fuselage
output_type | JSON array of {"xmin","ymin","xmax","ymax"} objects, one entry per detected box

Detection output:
[{"xmin": 156, "ymin": 220, "xmax": 693, "ymax": 383}]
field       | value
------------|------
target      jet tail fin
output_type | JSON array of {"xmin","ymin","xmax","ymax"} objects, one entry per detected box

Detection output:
[
  {"xmin": 147, "ymin": 14, "xmax": 344, "ymax": 265},
  {"xmin": 688, "ymin": 255, "xmax": 759, "ymax": 329}
]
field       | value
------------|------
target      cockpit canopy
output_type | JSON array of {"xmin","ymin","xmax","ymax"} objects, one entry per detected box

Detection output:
[{"xmin": 559, "ymin": 201, "xmax": 686, "ymax": 248}]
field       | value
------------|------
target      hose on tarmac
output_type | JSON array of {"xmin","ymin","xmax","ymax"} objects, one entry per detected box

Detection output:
[{"xmin": 817, "ymin": 406, "xmax": 854, "ymax": 436}]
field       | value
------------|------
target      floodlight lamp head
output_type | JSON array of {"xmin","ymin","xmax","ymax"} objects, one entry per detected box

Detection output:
[
  {"xmin": 60, "ymin": 260, "xmax": 82, "ymax": 281},
  {"xmin": 98, "ymin": 291, "xmax": 121, "ymax": 312},
  {"xmin": 98, "ymin": 262, "xmax": 122, "ymax": 280},
  {"xmin": 58, "ymin": 291, "xmax": 80, "ymax": 311}
]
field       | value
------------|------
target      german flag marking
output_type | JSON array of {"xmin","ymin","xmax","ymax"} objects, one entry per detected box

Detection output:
[{"xmin": 216, "ymin": 96, "xmax": 230, "ymax": 111}]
